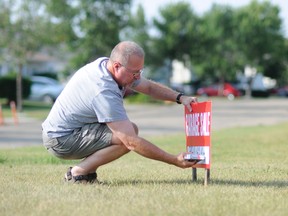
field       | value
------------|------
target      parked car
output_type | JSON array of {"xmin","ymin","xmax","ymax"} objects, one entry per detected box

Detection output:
[
  {"xmin": 197, "ymin": 83, "xmax": 242, "ymax": 100},
  {"xmin": 28, "ymin": 76, "xmax": 64, "ymax": 104},
  {"xmin": 275, "ymin": 85, "xmax": 288, "ymax": 97}
]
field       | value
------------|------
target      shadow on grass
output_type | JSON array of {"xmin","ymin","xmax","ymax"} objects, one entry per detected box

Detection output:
[
  {"xmin": 104, "ymin": 179, "xmax": 203, "ymax": 186},
  {"xmin": 104, "ymin": 178, "xmax": 288, "ymax": 188},
  {"xmin": 211, "ymin": 179, "xmax": 288, "ymax": 188}
]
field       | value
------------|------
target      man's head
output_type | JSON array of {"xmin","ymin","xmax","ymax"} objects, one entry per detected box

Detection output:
[{"xmin": 108, "ymin": 41, "xmax": 145, "ymax": 87}]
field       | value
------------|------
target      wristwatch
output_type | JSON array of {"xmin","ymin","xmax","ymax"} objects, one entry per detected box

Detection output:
[{"xmin": 176, "ymin": 93, "xmax": 184, "ymax": 104}]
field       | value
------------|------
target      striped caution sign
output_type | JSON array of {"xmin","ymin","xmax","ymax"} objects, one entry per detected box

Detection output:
[{"xmin": 185, "ymin": 101, "xmax": 212, "ymax": 169}]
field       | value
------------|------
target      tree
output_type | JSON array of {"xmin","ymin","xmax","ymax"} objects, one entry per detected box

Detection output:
[
  {"xmin": 46, "ymin": 0, "xmax": 132, "ymax": 69},
  {"xmin": 0, "ymin": 0, "xmax": 64, "ymax": 111},
  {"xmin": 235, "ymin": 0, "xmax": 287, "ymax": 83},
  {"xmin": 152, "ymin": 2, "xmax": 200, "ymax": 64},
  {"xmin": 199, "ymin": 5, "xmax": 242, "ymax": 82},
  {"xmin": 150, "ymin": 2, "xmax": 252, "ymax": 84},
  {"xmin": 190, "ymin": 1, "xmax": 287, "ymax": 85},
  {"xmin": 121, "ymin": 4, "xmax": 150, "ymax": 58},
  {"xmin": 149, "ymin": 2, "xmax": 201, "ymax": 84}
]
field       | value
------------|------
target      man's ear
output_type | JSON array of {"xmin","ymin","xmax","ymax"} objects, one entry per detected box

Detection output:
[{"xmin": 114, "ymin": 62, "xmax": 120, "ymax": 70}]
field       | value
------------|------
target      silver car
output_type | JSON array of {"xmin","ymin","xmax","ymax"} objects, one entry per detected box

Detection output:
[{"xmin": 29, "ymin": 76, "xmax": 64, "ymax": 104}]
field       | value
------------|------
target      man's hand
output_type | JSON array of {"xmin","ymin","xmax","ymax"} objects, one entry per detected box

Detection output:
[
  {"xmin": 175, "ymin": 152, "xmax": 199, "ymax": 168},
  {"xmin": 181, "ymin": 96, "xmax": 198, "ymax": 112}
]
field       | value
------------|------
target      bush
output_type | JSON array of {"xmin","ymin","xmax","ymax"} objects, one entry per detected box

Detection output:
[
  {"xmin": 32, "ymin": 72, "xmax": 58, "ymax": 80},
  {"xmin": 0, "ymin": 75, "xmax": 32, "ymax": 104},
  {"xmin": 124, "ymin": 93, "xmax": 161, "ymax": 104},
  {"xmin": 251, "ymin": 90, "xmax": 270, "ymax": 97}
]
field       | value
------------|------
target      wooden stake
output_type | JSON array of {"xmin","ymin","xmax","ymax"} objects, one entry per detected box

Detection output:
[{"xmin": 192, "ymin": 168, "xmax": 211, "ymax": 186}]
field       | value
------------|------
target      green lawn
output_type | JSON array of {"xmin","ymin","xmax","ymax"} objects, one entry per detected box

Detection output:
[
  {"xmin": 0, "ymin": 123, "xmax": 287, "ymax": 216},
  {"xmin": 0, "ymin": 100, "xmax": 52, "ymax": 120}
]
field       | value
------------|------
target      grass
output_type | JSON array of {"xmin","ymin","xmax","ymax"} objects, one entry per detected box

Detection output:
[
  {"xmin": 0, "ymin": 123, "xmax": 288, "ymax": 216},
  {"xmin": 0, "ymin": 100, "xmax": 52, "ymax": 120}
]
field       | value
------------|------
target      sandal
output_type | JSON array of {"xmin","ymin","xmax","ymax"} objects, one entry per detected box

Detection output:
[{"xmin": 64, "ymin": 167, "xmax": 99, "ymax": 184}]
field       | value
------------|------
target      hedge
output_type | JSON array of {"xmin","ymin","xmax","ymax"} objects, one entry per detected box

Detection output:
[{"xmin": 0, "ymin": 75, "xmax": 31, "ymax": 104}]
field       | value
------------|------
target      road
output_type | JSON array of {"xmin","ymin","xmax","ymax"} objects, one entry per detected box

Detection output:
[{"xmin": 0, "ymin": 97, "xmax": 287, "ymax": 148}]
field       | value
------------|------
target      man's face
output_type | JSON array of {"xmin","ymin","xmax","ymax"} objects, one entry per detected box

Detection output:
[{"xmin": 113, "ymin": 55, "xmax": 144, "ymax": 87}]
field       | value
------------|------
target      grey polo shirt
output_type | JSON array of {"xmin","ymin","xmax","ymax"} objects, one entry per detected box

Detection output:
[{"xmin": 42, "ymin": 57, "xmax": 139, "ymax": 138}]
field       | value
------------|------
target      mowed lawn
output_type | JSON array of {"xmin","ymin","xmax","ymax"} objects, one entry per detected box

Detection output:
[{"xmin": 0, "ymin": 123, "xmax": 287, "ymax": 216}]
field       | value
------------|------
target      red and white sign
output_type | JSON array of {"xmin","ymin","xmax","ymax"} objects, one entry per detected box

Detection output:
[{"xmin": 185, "ymin": 101, "xmax": 212, "ymax": 169}]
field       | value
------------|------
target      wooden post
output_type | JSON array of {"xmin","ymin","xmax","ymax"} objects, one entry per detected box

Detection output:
[
  {"xmin": 192, "ymin": 168, "xmax": 197, "ymax": 181},
  {"xmin": 10, "ymin": 101, "xmax": 19, "ymax": 125},
  {"xmin": 204, "ymin": 169, "xmax": 210, "ymax": 186}
]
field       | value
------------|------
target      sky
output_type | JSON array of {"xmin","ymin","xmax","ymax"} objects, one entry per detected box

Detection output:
[{"xmin": 133, "ymin": 0, "xmax": 288, "ymax": 37}]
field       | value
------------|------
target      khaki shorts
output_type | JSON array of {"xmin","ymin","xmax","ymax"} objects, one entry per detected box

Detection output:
[{"xmin": 42, "ymin": 123, "xmax": 113, "ymax": 159}]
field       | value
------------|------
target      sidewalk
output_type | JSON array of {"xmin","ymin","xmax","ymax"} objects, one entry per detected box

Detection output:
[{"xmin": 0, "ymin": 98, "xmax": 287, "ymax": 148}]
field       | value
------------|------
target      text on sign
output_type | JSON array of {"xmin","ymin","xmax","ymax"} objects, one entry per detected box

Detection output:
[{"xmin": 185, "ymin": 112, "xmax": 211, "ymax": 136}]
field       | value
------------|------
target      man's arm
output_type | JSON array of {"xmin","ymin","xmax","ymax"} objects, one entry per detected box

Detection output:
[
  {"xmin": 133, "ymin": 77, "xmax": 197, "ymax": 111},
  {"xmin": 107, "ymin": 120, "xmax": 197, "ymax": 168}
]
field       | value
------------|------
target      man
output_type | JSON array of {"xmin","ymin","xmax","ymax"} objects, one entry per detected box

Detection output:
[{"xmin": 42, "ymin": 41, "xmax": 198, "ymax": 183}]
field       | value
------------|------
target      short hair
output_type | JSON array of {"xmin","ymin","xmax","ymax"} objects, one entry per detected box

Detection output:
[{"xmin": 110, "ymin": 41, "xmax": 145, "ymax": 66}]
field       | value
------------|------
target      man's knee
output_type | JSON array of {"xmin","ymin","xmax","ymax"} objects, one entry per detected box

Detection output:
[{"xmin": 120, "ymin": 144, "xmax": 130, "ymax": 154}]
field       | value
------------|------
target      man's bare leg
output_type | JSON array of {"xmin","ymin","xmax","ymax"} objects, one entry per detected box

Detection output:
[
  {"xmin": 71, "ymin": 122, "xmax": 138, "ymax": 176},
  {"xmin": 71, "ymin": 144, "xmax": 129, "ymax": 176}
]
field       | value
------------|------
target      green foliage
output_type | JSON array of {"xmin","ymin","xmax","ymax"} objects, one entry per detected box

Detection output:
[
  {"xmin": 0, "ymin": 0, "xmax": 69, "ymax": 110},
  {"xmin": 46, "ymin": 0, "xmax": 132, "ymax": 69},
  {"xmin": 0, "ymin": 75, "xmax": 31, "ymax": 104},
  {"xmin": 0, "ymin": 0, "xmax": 61, "ymax": 63},
  {"xmin": 121, "ymin": 4, "xmax": 151, "ymax": 63},
  {"xmin": 187, "ymin": 1, "xmax": 287, "ymax": 83},
  {"xmin": 0, "ymin": 0, "xmax": 287, "ymax": 85},
  {"xmin": 124, "ymin": 93, "xmax": 161, "ymax": 104},
  {"xmin": 152, "ymin": 2, "xmax": 200, "ymax": 65},
  {"xmin": 199, "ymin": 5, "xmax": 242, "ymax": 81},
  {"xmin": 149, "ymin": 1, "xmax": 288, "ymax": 84},
  {"xmin": 32, "ymin": 72, "xmax": 58, "ymax": 80},
  {"xmin": 234, "ymin": 0, "xmax": 286, "ymax": 80}
]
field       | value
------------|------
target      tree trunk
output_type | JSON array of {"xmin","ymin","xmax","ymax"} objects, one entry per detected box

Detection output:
[{"xmin": 16, "ymin": 64, "xmax": 23, "ymax": 112}]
